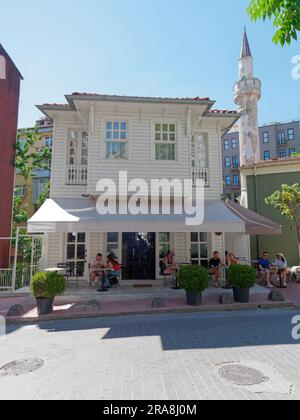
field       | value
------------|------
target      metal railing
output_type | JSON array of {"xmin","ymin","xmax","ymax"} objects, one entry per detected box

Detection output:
[
  {"xmin": 0, "ymin": 269, "xmax": 13, "ymax": 290},
  {"xmin": 192, "ymin": 168, "xmax": 209, "ymax": 186},
  {"xmin": 67, "ymin": 165, "xmax": 88, "ymax": 185}
]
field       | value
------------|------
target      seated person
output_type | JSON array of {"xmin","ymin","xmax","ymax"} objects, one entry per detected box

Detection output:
[
  {"xmin": 274, "ymin": 253, "xmax": 289, "ymax": 288},
  {"xmin": 103, "ymin": 254, "xmax": 122, "ymax": 289},
  {"xmin": 209, "ymin": 251, "xmax": 223, "ymax": 288},
  {"xmin": 258, "ymin": 252, "xmax": 273, "ymax": 288},
  {"xmin": 226, "ymin": 252, "xmax": 239, "ymax": 267},
  {"xmin": 90, "ymin": 253, "xmax": 105, "ymax": 286}
]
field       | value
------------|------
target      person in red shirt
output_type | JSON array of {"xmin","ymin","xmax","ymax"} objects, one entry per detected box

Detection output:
[{"xmin": 102, "ymin": 254, "xmax": 122, "ymax": 289}]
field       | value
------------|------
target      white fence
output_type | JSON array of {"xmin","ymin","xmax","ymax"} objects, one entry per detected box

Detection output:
[
  {"xmin": 0, "ymin": 269, "xmax": 13, "ymax": 290},
  {"xmin": 0, "ymin": 232, "xmax": 43, "ymax": 292}
]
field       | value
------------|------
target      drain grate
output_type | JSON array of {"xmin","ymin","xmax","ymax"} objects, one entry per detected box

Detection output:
[
  {"xmin": 0, "ymin": 358, "xmax": 44, "ymax": 377},
  {"xmin": 218, "ymin": 364, "xmax": 268, "ymax": 386}
]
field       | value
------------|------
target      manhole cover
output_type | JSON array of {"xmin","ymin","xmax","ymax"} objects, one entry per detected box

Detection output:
[
  {"xmin": 0, "ymin": 358, "xmax": 44, "ymax": 377},
  {"xmin": 218, "ymin": 364, "xmax": 267, "ymax": 386}
]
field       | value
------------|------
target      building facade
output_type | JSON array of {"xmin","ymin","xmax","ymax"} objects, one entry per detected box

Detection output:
[
  {"xmin": 28, "ymin": 92, "xmax": 264, "ymax": 282},
  {"xmin": 241, "ymin": 158, "xmax": 300, "ymax": 266},
  {"xmin": 27, "ymin": 31, "xmax": 281, "ymax": 286},
  {"xmin": 222, "ymin": 120, "xmax": 300, "ymax": 197},
  {"xmin": 0, "ymin": 44, "xmax": 22, "ymax": 268}
]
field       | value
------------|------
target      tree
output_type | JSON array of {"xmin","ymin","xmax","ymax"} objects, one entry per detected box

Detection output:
[
  {"xmin": 36, "ymin": 182, "xmax": 50, "ymax": 209},
  {"xmin": 266, "ymin": 183, "xmax": 300, "ymax": 262},
  {"xmin": 12, "ymin": 194, "xmax": 31, "ymax": 263},
  {"xmin": 13, "ymin": 129, "xmax": 52, "ymax": 264},
  {"xmin": 15, "ymin": 128, "xmax": 52, "ymax": 207},
  {"xmin": 247, "ymin": 0, "xmax": 300, "ymax": 45}
]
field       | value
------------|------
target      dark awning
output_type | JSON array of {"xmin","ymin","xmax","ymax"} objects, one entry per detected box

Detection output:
[{"xmin": 226, "ymin": 200, "xmax": 282, "ymax": 236}]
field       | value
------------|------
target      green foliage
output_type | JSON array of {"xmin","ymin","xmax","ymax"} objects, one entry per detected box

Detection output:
[
  {"xmin": 266, "ymin": 183, "xmax": 300, "ymax": 260},
  {"xmin": 31, "ymin": 272, "xmax": 66, "ymax": 299},
  {"xmin": 266, "ymin": 183, "xmax": 300, "ymax": 228},
  {"xmin": 36, "ymin": 182, "xmax": 50, "ymax": 209},
  {"xmin": 178, "ymin": 265, "xmax": 210, "ymax": 293},
  {"xmin": 228, "ymin": 265, "xmax": 257, "ymax": 289},
  {"xmin": 15, "ymin": 129, "xmax": 52, "ymax": 185},
  {"xmin": 247, "ymin": 0, "xmax": 300, "ymax": 45}
]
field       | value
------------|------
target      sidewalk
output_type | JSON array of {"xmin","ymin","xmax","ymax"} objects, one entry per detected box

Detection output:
[{"xmin": 0, "ymin": 283, "xmax": 297, "ymax": 324}]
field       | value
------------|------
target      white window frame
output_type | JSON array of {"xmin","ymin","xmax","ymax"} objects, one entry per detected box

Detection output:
[
  {"xmin": 231, "ymin": 139, "xmax": 238, "ymax": 149},
  {"xmin": 189, "ymin": 232, "xmax": 210, "ymax": 267},
  {"xmin": 288, "ymin": 128, "xmax": 295, "ymax": 141},
  {"xmin": 224, "ymin": 139, "xmax": 229, "ymax": 150},
  {"xmin": 278, "ymin": 131, "xmax": 286, "ymax": 145},
  {"xmin": 262, "ymin": 131, "xmax": 270, "ymax": 144},
  {"xmin": 151, "ymin": 119, "xmax": 178, "ymax": 162},
  {"xmin": 224, "ymin": 157, "xmax": 231, "ymax": 168},
  {"xmin": 65, "ymin": 232, "xmax": 88, "ymax": 278},
  {"xmin": 103, "ymin": 120, "xmax": 129, "ymax": 160},
  {"xmin": 67, "ymin": 129, "xmax": 88, "ymax": 166},
  {"xmin": 225, "ymin": 176, "xmax": 231, "ymax": 186}
]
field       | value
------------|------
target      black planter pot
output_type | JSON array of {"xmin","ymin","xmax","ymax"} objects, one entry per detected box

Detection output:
[
  {"xmin": 233, "ymin": 287, "xmax": 250, "ymax": 304},
  {"xmin": 186, "ymin": 291, "xmax": 202, "ymax": 306},
  {"xmin": 36, "ymin": 298, "xmax": 54, "ymax": 316}
]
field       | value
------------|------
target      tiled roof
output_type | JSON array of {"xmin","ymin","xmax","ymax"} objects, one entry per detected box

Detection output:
[
  {"xmin": 242, "ymin": 156, "xmax": 300, "ymax": 169},
  {"xmin": 71, "ymin": 92, "xmax": 212, "ymax": 102},
  {"xmin": 208, "ymin": 109, "xmax": 238, "ymax": 115},
  {"xmin": 39, "ymin": 94, "xmax": 239, "ymax": 117}
]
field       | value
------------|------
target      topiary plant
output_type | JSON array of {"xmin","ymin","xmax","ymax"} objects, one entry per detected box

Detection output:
[
  {"xmin": 31, "ymin": 272, "xmax": 66, "ymax": 299},
  {"xmin": 178, "ymin": 265, "xmax": 210, "ymax": 293},
  {"xmin": 228, "ymin": 265, "xmax": 256, "ymax": 289}
]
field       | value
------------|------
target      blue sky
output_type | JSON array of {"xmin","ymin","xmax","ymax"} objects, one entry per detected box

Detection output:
[{"xmin": 1, "ymin": 0, "xmax": 299, "ymax": 128}]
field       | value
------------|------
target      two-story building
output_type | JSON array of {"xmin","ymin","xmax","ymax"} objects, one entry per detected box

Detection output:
[
  {"xmin": 0, "ymin": 44, "xmax": 23, "ymax": 268},
  {"xmin": 27, "ymin": 92, "xmax": 280, "ymax": 284}
]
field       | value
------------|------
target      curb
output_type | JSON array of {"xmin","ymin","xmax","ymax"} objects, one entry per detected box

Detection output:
[{"xmin": 6, "ymin": 301, "xmax": 295, "ymax": 325}]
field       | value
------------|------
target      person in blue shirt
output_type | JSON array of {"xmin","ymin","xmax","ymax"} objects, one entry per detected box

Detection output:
[{"xmin": 258, "ymin": 252, "xmax": 273, "ymax": 288}]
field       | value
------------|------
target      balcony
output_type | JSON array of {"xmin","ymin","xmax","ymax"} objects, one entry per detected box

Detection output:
[
  {"xmin": 192, "ymin": 168, "xmax": 209, "ymax": 187},
  {"xmin": 67, "ymin": 165, "xmax": 88, "ymax": 185}
]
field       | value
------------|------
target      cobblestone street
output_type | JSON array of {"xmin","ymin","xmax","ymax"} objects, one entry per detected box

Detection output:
[{"xmin": 1, "ymin": 309, "xmax": 300, "ymax": 400}]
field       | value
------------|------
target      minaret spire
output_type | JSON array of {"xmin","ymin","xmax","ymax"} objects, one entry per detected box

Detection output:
[
  {"xmin": 240, "ymin": 27, "xmax": 252, "ymax": 59},
  {"xmin": 234, "ymin": 29, "xmax": 261, "ymax": 207}
]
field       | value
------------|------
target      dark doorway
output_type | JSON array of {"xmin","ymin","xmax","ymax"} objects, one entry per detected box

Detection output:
[{"xmin": 122, "ymin": 233, "xmax": 156, "ymax": 280}]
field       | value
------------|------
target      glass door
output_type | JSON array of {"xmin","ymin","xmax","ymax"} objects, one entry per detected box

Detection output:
[
  {"xmin": 66, "ymin": 233, "xmax": 87, "ymax": 277},
  {"xmin": 122, "ymin": 233, "xmax": 156, "ymax": 280}
]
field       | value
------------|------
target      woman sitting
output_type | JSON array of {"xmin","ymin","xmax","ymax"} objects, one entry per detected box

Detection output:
[
  {"xmin": 274, "ymin": 253, "xmax": 289, "ymax": 288},
  {"xmin": 103, "ymin": 254, "xmax": 122, "ymax": 288}
]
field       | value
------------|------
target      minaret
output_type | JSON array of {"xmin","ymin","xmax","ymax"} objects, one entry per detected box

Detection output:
[{"xmin": 234, "ymin": 29, "xmax": 261, "ymax": 207}]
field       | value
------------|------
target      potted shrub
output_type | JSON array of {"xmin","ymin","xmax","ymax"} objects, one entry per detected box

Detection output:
[
  {"xmin": 228, "ymin": 265, "xmax": 256, "ymax": 303},
  {"xmin": 178, "ymin": 265, "xmax": 209, "ymax": 306},
  {"xmin": 31, "ymin": 272, "xmax": 66, "ymax": 315}
]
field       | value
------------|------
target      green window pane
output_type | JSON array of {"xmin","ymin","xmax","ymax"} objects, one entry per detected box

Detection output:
[
  {"xmin": 200, "ymin": 244, "xmax": 208, "ymax": 259},
  {"xmin": 107, "ymin": 233, "xmax": 119, "ymax": 243},
  {"xmin": 191, "ymin": 244, "xmax": 199, "ymax": 259},
  {"xmin": 191, "ymin": 233, "xmax": 198, "ymax": 243},
  {"xmin": 159, "ymin": 233, "xmax": 170, "ymax": 243},
  {"xmin": 200, "ymin": 233, "xmax": 208, "ymax": 242}
]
